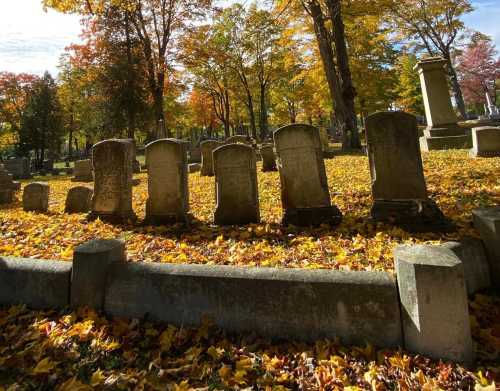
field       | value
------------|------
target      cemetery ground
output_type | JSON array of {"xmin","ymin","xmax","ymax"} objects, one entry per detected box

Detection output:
[{"xmin": 1, "ymin": 150, "xmax": 499, "ymax": 389}]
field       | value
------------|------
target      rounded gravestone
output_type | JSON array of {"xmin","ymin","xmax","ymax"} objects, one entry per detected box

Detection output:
[
  {"xmin": 65, "ymin": 186, "xmax": 93, "ymax": 214},
  {"xmin": 200, "ymin": 140, "xmax": 223, "ymax": 177},
  {"xmin": 213, "ymin": 144, "xmax": 260, "ymax": 225},
  {"xmin": 23, "ymin": 182, "xmax": 49, "ymax": 212}
]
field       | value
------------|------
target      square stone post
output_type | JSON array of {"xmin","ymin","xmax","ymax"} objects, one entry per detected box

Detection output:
[{"xmin": 414, "ymin": 57, "xmax": 471, "ymax": 151}]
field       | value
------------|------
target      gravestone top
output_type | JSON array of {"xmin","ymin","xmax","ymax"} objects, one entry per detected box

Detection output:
[
  {"xmin": 65, "ymin": 186, "xmax": 93, "ymax": 214},
  {"xmin": 23, "ymin": 182, "xmax": 49, "ymax": 212},
  {"xmin": 200, "ymin": 140, "xmax": 223, "ymax": 176},
  {"xmin": 470, "ymin": 126, "xmax": 500, "ymax": 157},
  {"xmin": 213, "ymin": 143, "xmax": 260, "ymax": 225}
]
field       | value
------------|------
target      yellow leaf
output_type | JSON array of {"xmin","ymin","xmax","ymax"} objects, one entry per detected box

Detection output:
[
  {"xmin": 159, "ymin": 325, "xmax": 177, "ymax": 352},
  {"xmin": 207, "ymin": 346, "xmax": 224, "ymax": 360},
  {"xmin": 90, "ymin": 369, "xmax": 105, "ymax": 386},
  {"xmin": 236, "ymin": 357, "xmax": 253, "ymax": 371},
  {"xmin": 174, "ymin": 380, "xmax": 191, "ymax": 391},
  {"xmin": 218, "ymin": 365, "xmax": 232, "ymax": 380},
  {"xmin": 32, "ymin": 357, "xmax": 56, "ymax": 374}
]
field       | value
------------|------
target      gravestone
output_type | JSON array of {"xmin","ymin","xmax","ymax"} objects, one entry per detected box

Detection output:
[
  {"xmin": 0, "ymin": 164, "xmax": 19, "ymax": 204},
  {"xmin": 72, "ymin": 159, "xmax": 93, "ymax": 182},
  {"xmin": 200, "ymin": 140, "xmax": 223, "ymax": 176},
  {"xmin": 188, "ymin": 147, "xmax": 201, "ymax": 163},
  {"xmin": 188, "ymin": 163, "xmax": 201, "ymax": 173},
  {"xmin": 414, "ymin": 58, "xmax": 471, "ymax": 151},
  {"xmin": 366, "ymin": 112, "xmax": 446, "ymax": 231},
  {"xmin": 213, "ymin": 144, "xmax": 260, "ymax": 225},
  {"xmin": 4, "ymin": 157, "xmax": 31, "ymax": 179},
  {"xmin": 274, "ymin": 124, "xmax": 342, "ymax": 226},
  {"xmin": 124, "ymin": 138, "xmax": 141, "ymax": 173},
  {"xmin": 88, "ymin": 139, "xmax": 136, "ymax": 223},
  {"xmin": 145, "ymin": 139, "xmax": 189, "ymax": 224},
  {"xmin": 260, "ymin": 144, "xmax": 277, "ymax": 172},
  {"xmin": 469, "ymin": 127, "xmax": 500, "ymax": 157},
  {"xmin": 65, "ymin": 186, "xmax": 93, "ymax": 214},
  {"xmin": 23, "ymin": 182, "xmax": 49, "ymax": 212}
]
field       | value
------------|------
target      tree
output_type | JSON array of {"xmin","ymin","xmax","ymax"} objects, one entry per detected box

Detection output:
[
  {"xmin": 389, "ymin": 0, "xmax": 473, "ymax": 118},
  {"xmin": 19, "ymin": 72, "xmax": 64, "ymax": 166},
  {"xmin": 394, "ymin": 54, "xmax": 424, "ymax": 115},
  {"xmin": 456, "ymin": 35, "xmax": 500, "ymax": 110}
]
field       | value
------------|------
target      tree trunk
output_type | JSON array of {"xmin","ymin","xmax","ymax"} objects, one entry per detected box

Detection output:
[
  {"xmin": 259, "ymin": 84, "xmax": 269, "ymax": 140},
  {"xmin": 327, "ymin": 0, "xmax": 360, "ymax": 149},
  {"xmin": 246, "ymin": 92, "xmax": 257, "ymax": 140},
  {"xmin": 124, "ymin": 12, "xmax": 136, "ymax": 139},
  {"xmin": 444, "ymin": 55, "xmax": 467, "ymax": 119},
  {"xmin": 306, "ymin": 0, "xmax": 350, "ymax": 149}
]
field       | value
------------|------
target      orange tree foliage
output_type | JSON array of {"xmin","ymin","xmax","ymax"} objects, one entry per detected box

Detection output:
[
  {"xmin": 0, "ymin": 292, "xmax": 498, "ymax": 389},
  {"xmin": 0, "ymin": 151, "xmax": 498, "ymax": 272}
]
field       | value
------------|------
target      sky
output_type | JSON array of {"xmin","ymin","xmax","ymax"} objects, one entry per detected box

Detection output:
[{"xmin": 0, "ymin": 0, "xmax": 499, "ymax": 76}]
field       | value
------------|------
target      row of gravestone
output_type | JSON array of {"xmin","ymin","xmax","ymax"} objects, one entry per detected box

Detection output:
[{"xmin": 70, "ymin": 112, "xmax": 446, "ymax": 230}]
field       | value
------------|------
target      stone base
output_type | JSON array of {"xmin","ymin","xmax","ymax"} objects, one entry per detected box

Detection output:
[
  {"xmin": 469, "ymin": 149, "xmax": 500, "ymax": 158},
  {"xmin": 371, "ymin": 199, "xmax": 451, "ymax": 232},
  {"xmin": 283, "ymin": 205, "xmax": 342, "ymax": 227},
  {"xmin": 88, "ymin": 211, "xmax": 137, "ymax": 224},
  {"xmin": 214, "ymin": 209, "xmax": 260, "ymax": 226},
  {"xmin": 144, "ymin": 214, "xmax": 188, "ymax": 226},
  {"xmin": 72, "ymin": 176, "xmax": 93, "ymax": 182},
  {"xmin": 424, "ymin": 126, "xmax": 467, "ymax": 138},
  {"xmin": 419, "ymin": 135, "xmax": 471, "ymax": 151}
]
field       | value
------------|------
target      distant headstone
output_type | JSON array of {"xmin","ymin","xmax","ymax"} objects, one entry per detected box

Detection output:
[
  {"xmin": 214, "ymin": 144, "xmax": 260, "ymax": 225},
  {"xmin": 23, "ymin": 182, "xmax": 49, "ymax": 212},
  {"xmin": 0, "ymin": 164, "xmax": 18, "ymax": 204},
  {"xmin": 4, "ymin": 157, "xmax": 31, "ymax": 180},
  {"xmin": 260, "ymin": 144, "xmax": 277, "ymax": 172},
  {"xmin": 366, "ymin": 112, "xmax": 446, "ymax": 231},
  {"xmin": 72, "ymin": 159, "xmax": 93, "ymax": 182},
  {"xmin": 273, "ymin": 124, "xmax": 342, "ymax": 226},
  {"xmin": 469, "ymin": 127, "xmax": 500, "ymax": 157},
  {"xmin": 189, "ymin": 147, "xmax": 201, "ymax": 163},
  {"xmin": 124, "ymin": 138, "xmax": 141, "ymax": 173},
  {"xmin": 414, "ymin": 57, "xmax": 470, "ymax": 151},
  {"xmin": 225, "ymin": 135, "xmax": 252, "ymax": 145},
  {"xmin": 42, "ymin": 159, "xmax": 54, "ymax": 173},
  {"xmin": 200, "ymin": 140, "xmax": 223, "ymax": 176},
  {"xmin": 145, "ymin": 139, "xmax": 189, "ymax": 224},
  {"xmin": 188, "ymin": 163, "xmax": 201, "ymax": 173},
  {"xmin": 88, "ymin": 139, "xmax": 136, "ymax": 223},
  {"xmin": 65, "ymin": 186, "xmax": 93, "ymax": 214}
]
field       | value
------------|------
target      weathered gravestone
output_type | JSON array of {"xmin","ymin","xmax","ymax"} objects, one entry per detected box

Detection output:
[
  {"xmin": 124, "ymin": 138, "xmax": 141, "ymax": 173},
  {"xmin": 200, "ymin": 140, "xmax": 223, "ymax": 176},
  {"xmin": 274, "ymin": 124, "xmax": 342, "ymax": 226},
  {"xmin": 0, "ymin": 164, "xmax": 20, "ymax": 204},
  {"xmin": 260, "ymin": 144, "xmax": 277, "ymax": 172},
  {"xmin": 72, "ymin": 159, "xmax": 93, "ymax": 182},
  {"xmin": 366, "ymin": 112, "xmax": 446, "ymax": 230},
  {"xmin": 214, "ymin": 144, "xmax": 260, "ymax": 225},
  {"xmin": 23, "ymin": 182, "xmax": 49, "ymax": 212},
  {"xmin": 65, "ymin": 186, "xmax": 93, "ymax": 214},
  {"xmin": 145, "ymin": 139, "xmax": 189, "ymax": 224},
  {"xmin": 469, "ymin": 127, "xmax": 500, "ymax": 157},
  {"xmin": 88, "ymin": 139, "xmax": 136, "ymax": 223},
  {"xmin": 4, "ymin": 157, "xmax": 31, "ymax": 179},
  {"xmin": 189, "ymin": 147, "xmax": 201, "ymax": 163},
  {"xmin": 414, "ymin": 57, "xmax": 471, "ymax": 151}
]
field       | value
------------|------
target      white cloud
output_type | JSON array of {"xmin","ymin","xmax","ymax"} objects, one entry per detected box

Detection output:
[
  {"xmin": 464, "ymin": 0, "xmax": 500, "ymax": 47},
  {"xmin": 0, "ymin": 0, "xmax": 82, "ymax": 75}
]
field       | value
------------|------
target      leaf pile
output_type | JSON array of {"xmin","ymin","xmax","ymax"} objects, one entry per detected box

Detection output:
[
  {"xmin": 0, "ymin": 293, "xmax": 499, "ymax": 390},
  {"xmin": 0, "ymin": 150, "xmax": 498, "ymax": 272}
]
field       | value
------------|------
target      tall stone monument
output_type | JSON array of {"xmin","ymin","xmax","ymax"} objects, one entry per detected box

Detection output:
[
  {"xmin": 414, "ymin": 57, "xmax": 471, "ymax": 151},
  {"xmin": 145, "ymin": 139, "xmax": 189, "ymax": 224},
  {"xmin": 200, "ymin": 140, "xmax": 223, "ymax": 177},
  {"xmin": 274, "ymin": 124, "xmax": 342, "ymax": 226},
  {"xmin": 469, "ymin": 127, "xmax": 500, "ymax": 157},
  {"xmin": 366, "ymin": 112, "xmax": 447, "ymax": 230},
  {"xmin": 88, "ymin": 139, "xmax": 136, "ymax": 223},
  {"xmin": 213, "ymin": 144, "xmax": 260, "ymax": 225}
]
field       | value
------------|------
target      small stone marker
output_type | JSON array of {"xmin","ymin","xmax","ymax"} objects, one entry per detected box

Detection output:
[
  {"xmin": 366, "ymin": 112, "xmax": 446, "ymax": 231},
  {"xmin": 260, "ymin": 144, "xmax": 277, "ymax": 172},
  {"xmin": 473, "ymin": 207, "xmax": 500, "ymax": 287},
  {"xmin": 0, "ymin": 164, "xmax": 18, "ymax": 204},
  {"xmin": 225, "ymin": 135, "xmax": 251, "ymax": 145},
  {"xmin": 469, "ymin": 126, "xmax": 500, "ymax": 157},
  {"xmin": 273, "ymin": 124, "xmax": 342, "ymax": 226},
  {"xmin": 188, "ymin": 163, "xmax": 201, "ymax": 173},
  {"xmin": 394, "ymin": 244, "xmax": 474, "ymax": 365},
  {"xmin": 145, "ymin": 139, "xmax": 189, "ymax": 224},
  {"xmin": 200, "ymin": 140, "xmax": 222, "ymax": 176},
  {"xmin": 71, "ymin": 238, "xmax": 126, "ymax": 310},
  {"xmin": 22, "ymin": 182, "xmax": 49, "ymax": 212},
  {"xmin": 88, "ymin": 139, "xmax": 136, "ymax": 223},
  {"xmin": 65, "ymin": 186, "xmax": 93, "ymax": 214},
  {"xmin": 214, "ymin": 144, "xmax": 260, "ymax": 225},
  {"xmin": 4, "ymin": 157, "xmax": 31, "ymax": 179},
  {"xmin": 72, "ymin": 159, "xmax": 93, "ymax": 182}
]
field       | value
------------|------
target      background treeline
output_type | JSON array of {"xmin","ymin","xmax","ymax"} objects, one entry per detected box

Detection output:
[{"xmin": 0, "ymin": 0, "xmax": 499, "ymax": 165}]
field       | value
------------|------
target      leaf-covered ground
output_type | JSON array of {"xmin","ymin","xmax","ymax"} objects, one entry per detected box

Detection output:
[
  {"xmin": 0, "ymin": 150, "xmax": 499, "ymax": 272},
  {"xmin": 0, "ymin": 292, "xmax": 499, "ymax": 390}
]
